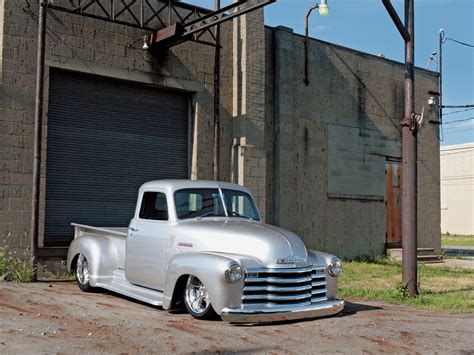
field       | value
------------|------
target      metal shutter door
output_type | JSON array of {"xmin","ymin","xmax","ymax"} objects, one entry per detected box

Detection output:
[{"xmin": 45, "ymin": 69, "xmax": 190, "ymax": 246}]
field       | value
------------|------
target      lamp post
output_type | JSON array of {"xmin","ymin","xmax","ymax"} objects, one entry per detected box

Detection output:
[{"xmin": 304, "ymin": 0, "xmax": 329, "ymax": 86}]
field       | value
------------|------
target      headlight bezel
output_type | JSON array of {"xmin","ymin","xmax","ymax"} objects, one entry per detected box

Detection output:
[
  {"xmin": 225, "ymin": 263, "xmax": 243, "ymax": 283},
  {"xmin": 327, "ymin": 257, "xmax": 343, "ymax": 277}
]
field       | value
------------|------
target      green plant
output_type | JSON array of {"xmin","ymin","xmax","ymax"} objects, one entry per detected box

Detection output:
[
  {"xmin": 395, "ymin": 282, "xmax": 408, "ymax": 300},
  {"xmin": 0, "ymin": 240, "xmax": 36, "ymax": 283},
  {"xmin": 0, "ymin": 247, "xmax": 7, "ymax": 275}
]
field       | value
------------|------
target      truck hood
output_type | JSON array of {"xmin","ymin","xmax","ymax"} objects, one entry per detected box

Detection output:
[{"xmin": 175, "ymin": 219, "xmax": 309, "ymax": 268}]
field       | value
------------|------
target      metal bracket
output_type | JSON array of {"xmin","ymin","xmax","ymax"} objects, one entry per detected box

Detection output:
[
  {"xmin": 400, "ymin": 111, "xmax": 422, "ymax": 132},
  {"xmin": 145, "ymin": 0, "xmax": 276, "ymax": 50}
]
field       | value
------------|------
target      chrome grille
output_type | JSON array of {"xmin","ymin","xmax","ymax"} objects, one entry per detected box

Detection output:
[{"xmin": 242, "ymin": 265, "xmax": 327, "ymax": 308}]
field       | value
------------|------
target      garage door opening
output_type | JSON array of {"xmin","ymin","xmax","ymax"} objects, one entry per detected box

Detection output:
[{"xmin": 44, "ymin": 69, "xmax": 191, "ymax": 246}]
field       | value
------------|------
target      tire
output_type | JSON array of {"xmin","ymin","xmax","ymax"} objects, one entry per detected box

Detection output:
[
  {"xmin": 75, "ymin": 253, "xmax": 93, "ymax": 292},
  {"xmin": 183, "ymin": 275, "xmax": 218, "ymax": 320}
]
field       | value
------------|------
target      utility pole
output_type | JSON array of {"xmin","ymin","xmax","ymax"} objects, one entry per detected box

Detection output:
[
  {"xmin": 382, "ymin": 0, "xmax": 418, "ymax": 296},
  {"xmin": 438, "ymin": 29, "xmax": 444, "ymax": 124},
  {"xmin": 402, "ymin": 0, "xmax": 417, "ymax": 297},
  {"xmin": 213, "ymin": 0, "xmax": 221, "ymax": 181}
]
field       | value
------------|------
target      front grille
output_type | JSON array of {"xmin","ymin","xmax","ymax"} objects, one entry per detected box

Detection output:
[{"xmin": 242, "ymin": 265, "xmax": 327, "ymax": 308}]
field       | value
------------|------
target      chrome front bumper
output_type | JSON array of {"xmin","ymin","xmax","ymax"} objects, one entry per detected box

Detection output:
[{"xmin": 220, "ymin": 299, "xmax": 345, "ymax": 324}]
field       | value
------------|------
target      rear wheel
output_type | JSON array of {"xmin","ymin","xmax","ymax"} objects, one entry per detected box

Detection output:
[
  {"xmin": 75, "ymin": 254, "xmax": 93, "ymax": 292},
  {"xmin": 183, "ymin": 275, "xmax": 218, "ymax": 320}
]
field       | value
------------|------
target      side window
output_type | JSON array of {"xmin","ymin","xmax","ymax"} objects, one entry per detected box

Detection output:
[{"xmin": 139, "ymin": 192, "xmax": 169, "ymax": 221}]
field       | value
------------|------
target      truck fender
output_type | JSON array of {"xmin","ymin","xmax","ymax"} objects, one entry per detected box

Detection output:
[
  {"xmin": 162, "ymin": 252, "xmax": 245, "ymax": 314},
  {"xmin": 67, "ymin": 235, "xmax": 120, "ymax": 286},
  {"xmin": 308, "ymin": 250, "xmax": 339, "ymax": 299}
]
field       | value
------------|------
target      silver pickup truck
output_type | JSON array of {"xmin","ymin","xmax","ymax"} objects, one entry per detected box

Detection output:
[{"xmin": 67, "ymin": 180, "xmax": 344, "ymax": 323}]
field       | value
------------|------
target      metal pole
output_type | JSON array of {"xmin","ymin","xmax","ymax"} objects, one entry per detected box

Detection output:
[
  {"xmin": 438, "ymin": 29, "xmax": 444, "ymax": 124},
  {"xmin": 31, "ymin": 0, "xmax": 48, "ymax": 279},
  {"xmin": 402, "ymin": 0, "xmax": 418, "ymax": 296},
  {"xmin": 213, "ymin": 0, "xmax": 221, "ymax": 181},
  {"xmin": 304, "ymin": 4, "xmax": 318, "ymax": 86}
]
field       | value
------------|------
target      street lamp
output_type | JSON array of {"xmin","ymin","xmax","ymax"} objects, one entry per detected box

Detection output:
[{"xmin": 304, "ymin": 1, "xmax": 330, "ymax": 85}]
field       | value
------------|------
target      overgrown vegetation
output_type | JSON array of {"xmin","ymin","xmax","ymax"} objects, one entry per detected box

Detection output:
[
  {"xmin": 339, "ymin": 256, "xmax": 474, "ymax": 312},
  {"xmin": 442, "ymin": 234, "xmax": 474, "ymax": 247},
  {"xmin": 0, "ymin": 240, "xmax": 36, "ymax": 282}
]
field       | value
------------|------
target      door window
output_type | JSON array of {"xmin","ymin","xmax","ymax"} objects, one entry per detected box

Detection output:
[{"xmin": 139, "ymin": 192, "xmax": 169, "ymax": 221}]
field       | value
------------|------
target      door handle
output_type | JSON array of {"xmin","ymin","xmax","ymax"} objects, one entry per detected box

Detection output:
[{"xmin": 128, "ymin": 227, "xmax": 139, "ymax": 232}]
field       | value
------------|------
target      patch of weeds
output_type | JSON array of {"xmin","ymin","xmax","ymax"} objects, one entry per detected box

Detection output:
[
  {"xmin": 0, "ymin": 238, "xmax": 37, "ymax": 283},
  {"xmin": 442, "ymin": 234, "xmax": 474, "ymax": 247},
  {"xmin": 0, "ymin": 248, "xmax": 7, "ymax": 275},
  {"xmin": 339, "ymin": 258, "xmax": 474, "ymax": 312}
]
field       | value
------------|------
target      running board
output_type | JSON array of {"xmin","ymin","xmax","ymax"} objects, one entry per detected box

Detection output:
[{"xmin": 95, "ymin": 270, "xmax": 164, "ymax": 307}]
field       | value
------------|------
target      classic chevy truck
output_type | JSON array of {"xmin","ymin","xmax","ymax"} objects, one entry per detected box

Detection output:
[{"xmin": 67, "ymin": 180, "xmax": 344, "ymax": 323}]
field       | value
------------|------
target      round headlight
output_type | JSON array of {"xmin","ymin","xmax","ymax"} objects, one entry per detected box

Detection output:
[
  {"xmin": 225, "ymin": 263, "xmax": 243, "ymax": 283},
  {"xmin": 327, "ymin": 257, "xmax": 343, "ymax": 277}
]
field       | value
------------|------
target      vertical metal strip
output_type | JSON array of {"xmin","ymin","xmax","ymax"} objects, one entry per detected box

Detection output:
[
  {"xmin": 213, "ymin": 0, "xmax": 221, "ymax": 181},
  {"xmin": 31, "ymin": 0, "xmax": 48, "ymax": 277}
]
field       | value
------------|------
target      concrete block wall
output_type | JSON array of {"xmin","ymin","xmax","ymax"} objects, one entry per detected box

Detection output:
[
  {"xmin": 230, "ymin": 6, "xmax": 267, "ymax": 219},
  {"xmin": 0, "ymin": 0, "xmax": 236, "ymax": 253},
  {"xmin": 266, "ymin": 26, "xmax": 441, "ymax": 258}
]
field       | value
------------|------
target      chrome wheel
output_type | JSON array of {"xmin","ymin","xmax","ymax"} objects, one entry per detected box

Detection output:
[
  {"xmin": 76, "ymin": 254, "xmax": 90, "ymax": 290},
  {"xmin": 184, "ymin": 276, "xmax": 212, "ymax": 316}
]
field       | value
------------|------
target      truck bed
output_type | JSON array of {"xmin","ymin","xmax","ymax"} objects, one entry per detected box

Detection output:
[{"xmin": 71, "ymin": 223, "xmax": 127, "ymax": 269}]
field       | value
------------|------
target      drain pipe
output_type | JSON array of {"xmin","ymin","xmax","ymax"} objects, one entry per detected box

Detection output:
[
  {"xmin": 213, "ymin": 0, "xmax": 221, "ymax": 181},
  {"xmin": 31, "ymin": 0, "xmax": 48, "ymax": 278}
]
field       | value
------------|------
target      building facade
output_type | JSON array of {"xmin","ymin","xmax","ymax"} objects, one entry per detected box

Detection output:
[
  {"xmin": 0, "ymin": 0, "xmax": 441, "ymax": 269},
  {"xmin": 440, "ymin": 143, "xmax": 474, "ymax": 236}
]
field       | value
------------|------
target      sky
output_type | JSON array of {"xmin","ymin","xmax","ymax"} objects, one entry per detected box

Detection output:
[{"xmin": 187, "ymin": 0, "xmax": 474, "ymax": 146}]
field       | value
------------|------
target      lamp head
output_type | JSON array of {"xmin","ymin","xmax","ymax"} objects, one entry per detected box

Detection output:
[{"xmin": 318, "ymin": 0, "xmax": 329, "ymax": 16}]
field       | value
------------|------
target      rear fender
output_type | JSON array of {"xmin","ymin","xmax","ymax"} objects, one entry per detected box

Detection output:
[{"xmin": 67, "ymin": 235, "xmax": 120, "ymax": 286}]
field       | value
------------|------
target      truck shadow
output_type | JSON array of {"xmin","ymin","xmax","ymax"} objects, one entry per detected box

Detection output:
[
  {"xmin": 87, "ymin": 288, "xmax": 383, "ymax": 326},
  {"xmin": 233, "ymin": 301, "xmax": 383, "ymax": 327}
]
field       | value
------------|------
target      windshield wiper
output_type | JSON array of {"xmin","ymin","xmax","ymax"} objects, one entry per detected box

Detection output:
[
  {"xmin": 195, "ymin": 211, "xmax": 218, "ymax": 220},
  {"xmin": 229, "ymin": 211, "xmax": 253, "ymax": 220}
]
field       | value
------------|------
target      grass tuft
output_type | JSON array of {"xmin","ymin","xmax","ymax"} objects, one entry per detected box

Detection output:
[
  {"xmin": 0, "ymin": 240, "xmax": 37, "ymax": 283},
  {"xmin": 442, "ymin": 234, "xmax": 474, "ymax": 247}
]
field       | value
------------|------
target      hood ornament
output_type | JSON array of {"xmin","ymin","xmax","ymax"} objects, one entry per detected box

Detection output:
[{"xmin": 276, "ymin": 256, "xmax": 308, "ymax": 265}]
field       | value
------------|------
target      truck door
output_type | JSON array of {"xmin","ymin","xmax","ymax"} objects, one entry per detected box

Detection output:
[{"xmin": 125, "ymin": 190, "xmax": 171, "ymax": 290}]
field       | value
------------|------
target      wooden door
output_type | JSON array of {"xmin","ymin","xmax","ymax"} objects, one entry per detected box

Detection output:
[{"xmin": 386, "ymin": 161, "xmax": 402, "ymax": 247}]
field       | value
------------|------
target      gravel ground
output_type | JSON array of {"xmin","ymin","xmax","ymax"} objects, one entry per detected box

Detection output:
[{"xmin": 0, "ymin": 281, "xmax": 473, "ymax": 354}]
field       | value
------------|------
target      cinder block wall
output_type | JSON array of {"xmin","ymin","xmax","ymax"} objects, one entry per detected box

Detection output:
[
  {"xmin": 0, "ymin": 0, "xmax": 238, "ymax": 254},
  {"xmin": 265, "ymin": 26, "xmax": 441, "ymax": 258}
]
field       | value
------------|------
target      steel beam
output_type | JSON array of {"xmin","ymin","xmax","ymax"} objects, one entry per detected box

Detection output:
[
  {"xmin": 381, "ymin": 0, "xmax": 410, "ymax": 42},
  {"xmin": 146, "ymin": 0, "xmax": 275, "ymax": 49}
]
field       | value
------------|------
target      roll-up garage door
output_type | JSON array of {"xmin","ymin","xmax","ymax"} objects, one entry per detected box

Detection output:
[{"xmin": 44, "ymin": 69, "xmax": 190, "ymax": 246}]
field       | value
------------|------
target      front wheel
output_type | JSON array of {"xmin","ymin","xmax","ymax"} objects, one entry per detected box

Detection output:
[
  {"xmin": 183, "ymin": 275, "xmax": 218, "ymax": 320},
  {"xmin": 75, "ymin": 253, "xmax": 93, "ymax": 292}
]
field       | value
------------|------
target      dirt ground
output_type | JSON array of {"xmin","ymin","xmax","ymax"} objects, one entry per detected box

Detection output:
[{"xmin": 0, "ymin": 282, "xmax": 473, "ymax": 354}]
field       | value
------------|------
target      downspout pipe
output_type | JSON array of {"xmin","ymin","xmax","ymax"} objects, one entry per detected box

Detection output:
[
  {"xmin": 213, "ymin": 0, "xmax": 221, "ymax": 181},
  {"xmin": 31, "ymin": 0, "xmax": 48, "ymax": 279}
]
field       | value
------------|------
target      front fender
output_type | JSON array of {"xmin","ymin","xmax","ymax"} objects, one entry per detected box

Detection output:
[
  {"xmin": 67, "ymin": 235, "xmax": 120, "ymax": 286},
  {"xmin": 308, "ymin": 250, "xmax": 340, "ymax": 300},
  {"xmin": 163, "ymin": 252, "xmax": 258, "ymax": 314}
]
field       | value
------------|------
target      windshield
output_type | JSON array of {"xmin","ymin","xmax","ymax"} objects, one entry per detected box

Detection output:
[{"xmin": 174, "ymin": 188, "xmax": 260, "ymax": 220}]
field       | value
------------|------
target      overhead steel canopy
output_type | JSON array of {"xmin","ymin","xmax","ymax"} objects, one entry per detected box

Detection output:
[{"xmin": 47, "ymin": 0, "xmax": 276, "ymax": 49}]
